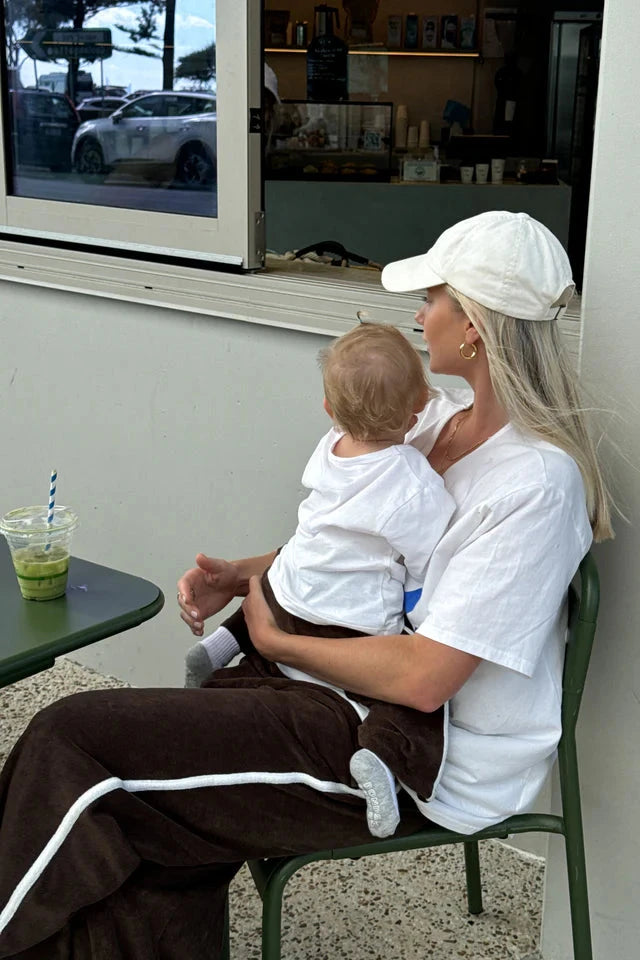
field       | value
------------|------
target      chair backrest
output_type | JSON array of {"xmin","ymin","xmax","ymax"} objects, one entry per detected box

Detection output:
[{"xmin": 561, "ymin": 550, "xmax": 600, "ymax": 741}]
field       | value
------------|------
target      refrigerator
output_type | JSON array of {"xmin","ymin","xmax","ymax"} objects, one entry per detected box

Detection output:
[{"xmin": 546, "ymin": 10, "xmax": 603, "ymax": 288}]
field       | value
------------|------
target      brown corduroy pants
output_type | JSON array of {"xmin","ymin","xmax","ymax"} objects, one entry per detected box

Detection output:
[
  {"xmin": 0, "ymin": 649, "xmax": 440, "ymax": 960},
  {"xmin": 223, "ymin": 568, "xmax": 446, "ymax": 799}
]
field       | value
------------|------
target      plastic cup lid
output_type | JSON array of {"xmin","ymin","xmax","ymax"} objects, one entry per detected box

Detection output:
[{"xmin": 0, "ymin": 505, "xmax": 79, "ymax": 536}]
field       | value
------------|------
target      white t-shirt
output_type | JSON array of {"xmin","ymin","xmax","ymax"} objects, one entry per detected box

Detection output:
[
  {"xmin": 269, "ymin": 426, "xmax": 455, "ymax": 635},
  {"xmin": 401, "ymin": 387, "xmax": 593, "ymax": 833}
]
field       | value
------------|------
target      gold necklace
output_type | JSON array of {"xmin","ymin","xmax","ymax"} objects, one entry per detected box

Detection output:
[{"xmin": 438, "ymin": 410, "xmax": 487, "ymax": 472}]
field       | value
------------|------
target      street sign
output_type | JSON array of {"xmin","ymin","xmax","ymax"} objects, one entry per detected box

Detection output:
[{"xmin": 19, "ymin": 28, "xmax": 112, "ymax": 62}]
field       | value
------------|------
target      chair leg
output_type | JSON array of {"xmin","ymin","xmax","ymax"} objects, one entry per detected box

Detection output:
[
  {"xmin": 463, "ymin": 841, "xmax": 483, "ymax": 914},
  {"xmin": 261, "ymin": 871, "xmax": 288, "ymax": 960},
  {"xmin": 563, "ymin": 818, "xmax": 593, "ymax": 960}
]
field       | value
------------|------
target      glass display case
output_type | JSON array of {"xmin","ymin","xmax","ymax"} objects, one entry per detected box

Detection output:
[{"xmin": 266, "ymin": 100, "xmax": 392, "ymax": 181}]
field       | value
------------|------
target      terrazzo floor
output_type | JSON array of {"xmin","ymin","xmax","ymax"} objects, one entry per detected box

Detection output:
[{"xmin": 0, "ymin": 659, "xmax": 545, "ymax": 960}]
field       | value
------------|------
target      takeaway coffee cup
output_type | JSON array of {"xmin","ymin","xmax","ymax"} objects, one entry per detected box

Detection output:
[
  {"xmin": 0, "ymin": 505, "xmax": 78, "ymax": 600},
  {"xmin": 460, "ymin": 166, "xmax": 474, "ymax": 184},
  {"xmin": 491, "ymin": 158, "xmax": 505, "ymax": 183},
  {"xmin": 475, "ymin": 163, "xmax": 489, "ymax": 184}
]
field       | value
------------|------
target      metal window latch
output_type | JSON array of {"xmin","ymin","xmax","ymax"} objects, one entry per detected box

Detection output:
[{"xmin": 249, "ymin": 108, "xmax": 262, "ymax": 134}]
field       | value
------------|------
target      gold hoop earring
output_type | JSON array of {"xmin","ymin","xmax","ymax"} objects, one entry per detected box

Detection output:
[{"xmin": 459, "ymin": 342, "xmax": 478, "ymax": 360}]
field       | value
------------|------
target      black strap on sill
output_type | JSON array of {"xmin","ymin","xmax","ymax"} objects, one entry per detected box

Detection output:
[{"xmin": 293, "ymin": 240, "xmax": 379, "ymax": 269}]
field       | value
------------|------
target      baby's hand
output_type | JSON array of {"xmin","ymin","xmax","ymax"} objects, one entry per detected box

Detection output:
[{"xmin": 177, "ymin": 555, "xmax": 239, "ymax": 636}]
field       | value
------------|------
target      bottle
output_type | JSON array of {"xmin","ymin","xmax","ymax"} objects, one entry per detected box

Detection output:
[
  {"xmin": 307, "ymin": 5, "xmax": 348, "ymax": 102},
  {"xmin": 295, "ymin": 21, "xmax": 308, "ymax": 48},
  {"xmin": 404, "ymin": 14, "xmax": 418, "ymax": 50},
  {"xmin": 394, "ymin": 104, "xmax": 408, "ymax": 150},
  {"xmin": 493, "ymin": 52, "xmax": 522, "ymax": 136}
]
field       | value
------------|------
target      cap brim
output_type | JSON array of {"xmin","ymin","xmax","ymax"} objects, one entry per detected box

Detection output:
[{"xmin": 381, "ymin": 253, "xmax": 445, "ymax": 292}]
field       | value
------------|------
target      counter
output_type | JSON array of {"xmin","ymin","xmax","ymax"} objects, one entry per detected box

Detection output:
[{"xmin": 265, "ymin": 180, "xmax": 572, "ymax": 264}]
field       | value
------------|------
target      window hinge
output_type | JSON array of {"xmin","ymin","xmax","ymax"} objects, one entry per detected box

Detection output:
[
  {"xmin": 254, "ymin": 211, "xmax": 265, "ymax": 264},
  {"xmin": 249, "ymin": 108, "xmax": 262, "ymax": 134}
]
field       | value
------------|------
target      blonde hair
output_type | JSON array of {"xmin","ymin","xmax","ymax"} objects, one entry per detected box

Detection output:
[
  {"xmin": 319, "ymin": 323, "xmax": 428, "ymax": 442},
  {"xmin": 446, "ymin": 285, "xmax": 614, "ymax": 541}
]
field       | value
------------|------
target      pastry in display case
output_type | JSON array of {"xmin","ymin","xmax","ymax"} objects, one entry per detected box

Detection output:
[{"xmin": 265, "ymin": 100, "xmax": 393, "ymax": 181}]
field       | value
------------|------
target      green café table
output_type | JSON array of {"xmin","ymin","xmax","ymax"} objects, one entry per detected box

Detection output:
[{"xmin": 0, "ymin": 539, "xmax": 165, "ymax": 689}]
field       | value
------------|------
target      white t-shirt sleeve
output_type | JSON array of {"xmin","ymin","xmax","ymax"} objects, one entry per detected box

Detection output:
[
  {"xmin": 412, "ymin": 483, "xmax": 591, "ymax": 676},
  {"xmin": 380, "ymin": 481, "xmax": 455, "ymax": 585}
]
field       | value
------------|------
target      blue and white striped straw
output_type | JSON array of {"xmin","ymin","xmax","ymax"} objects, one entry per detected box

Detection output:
[{"xmin": 45, "ymin": 469, "xmax": 57, "ymax": 551}]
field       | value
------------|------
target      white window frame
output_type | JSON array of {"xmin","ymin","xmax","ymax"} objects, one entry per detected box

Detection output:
[{"xmin": 0, "ymin": 0, "xmax": 263, "ymax": 268}]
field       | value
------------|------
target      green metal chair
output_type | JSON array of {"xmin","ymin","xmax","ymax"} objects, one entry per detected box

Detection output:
[{"xmin": 238, "ymin": 551, "xmax": 599, "ymax": 960}]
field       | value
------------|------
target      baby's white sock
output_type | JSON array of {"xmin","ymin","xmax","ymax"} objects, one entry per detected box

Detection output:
[{"xmin": 184, "ymin": 626, "xmax": 240, "ymax": 688}]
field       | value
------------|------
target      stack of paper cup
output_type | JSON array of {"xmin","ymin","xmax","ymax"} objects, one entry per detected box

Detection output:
[
  {"xmin": 407, "ymin": 126, "xmax": 418, "ymax": 151},
  {"xmin": 491, "ymin": 158, "xmax": 505, "ymax": 183},
  {"xmin": 418, "ymin": 120, "xmax": 430, "ymax": 150}
]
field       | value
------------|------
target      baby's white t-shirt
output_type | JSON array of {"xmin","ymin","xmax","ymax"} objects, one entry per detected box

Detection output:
[
  {"xmin": 402, "ymin": 387, "xmax": 593, "ymax": 833},
  {"xmin": 269, "ymin": 426, "xmax": 455, "ymax": 635}
]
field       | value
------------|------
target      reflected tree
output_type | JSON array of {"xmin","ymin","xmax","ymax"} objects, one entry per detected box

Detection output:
[
  {"xmin": 5, "ymin": 0, "xmax": 38, "ymax": 68},
  {"xmin": 115, "ymin": 0, "xmax": 176, "ymax": 89},
  {"xmin": 175, "ymin": 42, "xmax": 215, "ymax": 88}
]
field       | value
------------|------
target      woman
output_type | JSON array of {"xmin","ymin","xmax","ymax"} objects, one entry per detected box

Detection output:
[{"xmin": 0, "ymin": 211, "xmax": 612, "ymax": 959}]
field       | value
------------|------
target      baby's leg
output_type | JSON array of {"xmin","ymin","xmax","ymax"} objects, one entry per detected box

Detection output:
[
  {"xmin": 184, "ymin": 564, "xmax": 289, "ymax": 686},
  {"xmin": 184, "ymin": 607, "xmax": 248, "ymax": 687},
  {"xmin": 349, "ymin": 748, "xmax": 400, "ymax": 838},
  {"xmin": 351, "ymin": 701, "xmax": 446, "ymax": 837}
]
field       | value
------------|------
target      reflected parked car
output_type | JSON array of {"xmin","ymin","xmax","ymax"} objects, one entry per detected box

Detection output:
[
  {"xmin": 123, "ymin": 89, "xmax": 156, "ymax": 101},
  {"xmin": 76, "ymin": 97, "xmax": 128, "ymax": 122},
  {"xmin": 93, "ymin": 86, "xmax": 128, "ymax": 99},
  {"xmin": 9, "ymin": 89, "xmax": 79, "ymax": 172},
  {"xmin": 71, "ymin": 92, "xmax": 217, "ymax": 187}
]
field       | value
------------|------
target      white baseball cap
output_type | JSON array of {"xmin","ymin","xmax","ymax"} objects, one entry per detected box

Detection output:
[{"xmin": 381, "ymin": 211, "xmax": 575, "ymax": 322}]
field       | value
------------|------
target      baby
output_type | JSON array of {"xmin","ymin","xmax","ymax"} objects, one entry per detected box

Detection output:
[{"xmin": 186, "ymin": 323, "xmax": 455, "ymax": 837}]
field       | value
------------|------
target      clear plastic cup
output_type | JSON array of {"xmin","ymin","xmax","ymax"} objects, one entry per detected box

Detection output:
[{"xmin": 0, "ymin": 506, "xmax": 78, "ymax": 601}]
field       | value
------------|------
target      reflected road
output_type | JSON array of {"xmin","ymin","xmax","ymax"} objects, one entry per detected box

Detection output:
[{"xmin": 13, "ymin": 169, "xmax": 217, "ymax": 218}]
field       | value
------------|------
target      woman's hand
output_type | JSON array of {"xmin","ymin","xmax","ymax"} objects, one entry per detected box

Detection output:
[
  {"xmin": 242, "ymin": 575, "xmax": 285, "ymax": 660},
  {"xmin": 177, "ymin": 554, "xmax": 240, "ymax": 636}
]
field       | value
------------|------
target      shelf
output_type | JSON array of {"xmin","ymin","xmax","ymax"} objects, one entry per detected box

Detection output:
[{"xmin": 265, "ymin": 48, "xmax": 480, "ymax": 59}]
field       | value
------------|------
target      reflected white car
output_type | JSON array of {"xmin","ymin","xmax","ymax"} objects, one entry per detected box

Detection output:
[{"xmin": 71, "ymin": 91, "xmax": 216, "ymax": 187}]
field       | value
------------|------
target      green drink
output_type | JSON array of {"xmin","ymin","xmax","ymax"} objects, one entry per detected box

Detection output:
[
  {"xmin": 12, "ymin": 545, "xmax": 70, "ymax": 600},
  {"xmin": 0, "ymin": 505, "xmax": 78, "ymax": 601}
]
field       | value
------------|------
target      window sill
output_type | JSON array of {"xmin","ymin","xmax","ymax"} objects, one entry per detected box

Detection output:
[
  {"xmin": 0, "ymin": 241, "xmax": 426, "ymax": 345},
  {"xmin": 0, "ymin": 238, "xmax": 581, "ymax": 359}
]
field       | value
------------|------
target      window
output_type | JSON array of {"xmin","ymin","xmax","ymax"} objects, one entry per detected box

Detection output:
[
  {"xmin": 262, "ymin": 2, "xmax": 601, "ymax": 290},
  {"xmin": 0, "ymin": 0, "xmax": 262, "ymax": 267}
]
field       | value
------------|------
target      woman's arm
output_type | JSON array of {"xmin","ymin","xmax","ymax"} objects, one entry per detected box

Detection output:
[
  {"xmin": 177, "ymin": 550, "xmax": 277, "ymax": 636},
  {"xmin": 242, "ymin": 575, "xmax": 480, "ymax": 712}
]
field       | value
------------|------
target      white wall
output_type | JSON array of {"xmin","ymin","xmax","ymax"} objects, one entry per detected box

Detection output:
[
  {"xmin": 541, "ymin": 1, "xmax": 640, "ymax": 958},
  {"xmin": 0, "ymin": 288, "xmax": 330, "ymax": 685}
]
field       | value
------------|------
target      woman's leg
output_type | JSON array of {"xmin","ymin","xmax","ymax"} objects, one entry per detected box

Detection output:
[{"xmin": 0, "ymin": 661, "xmax": 425, "ymax": 960}]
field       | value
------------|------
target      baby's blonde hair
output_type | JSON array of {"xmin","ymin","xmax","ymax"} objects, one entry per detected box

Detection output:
[{"xmin": 319, "ymin": 323, "xmax": 429, "ymax": 442}]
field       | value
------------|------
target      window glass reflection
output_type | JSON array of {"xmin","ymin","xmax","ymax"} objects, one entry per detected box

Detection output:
[{"xmin": 4, "ymin": 1, "xmax": 217, "ymax": 218}]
